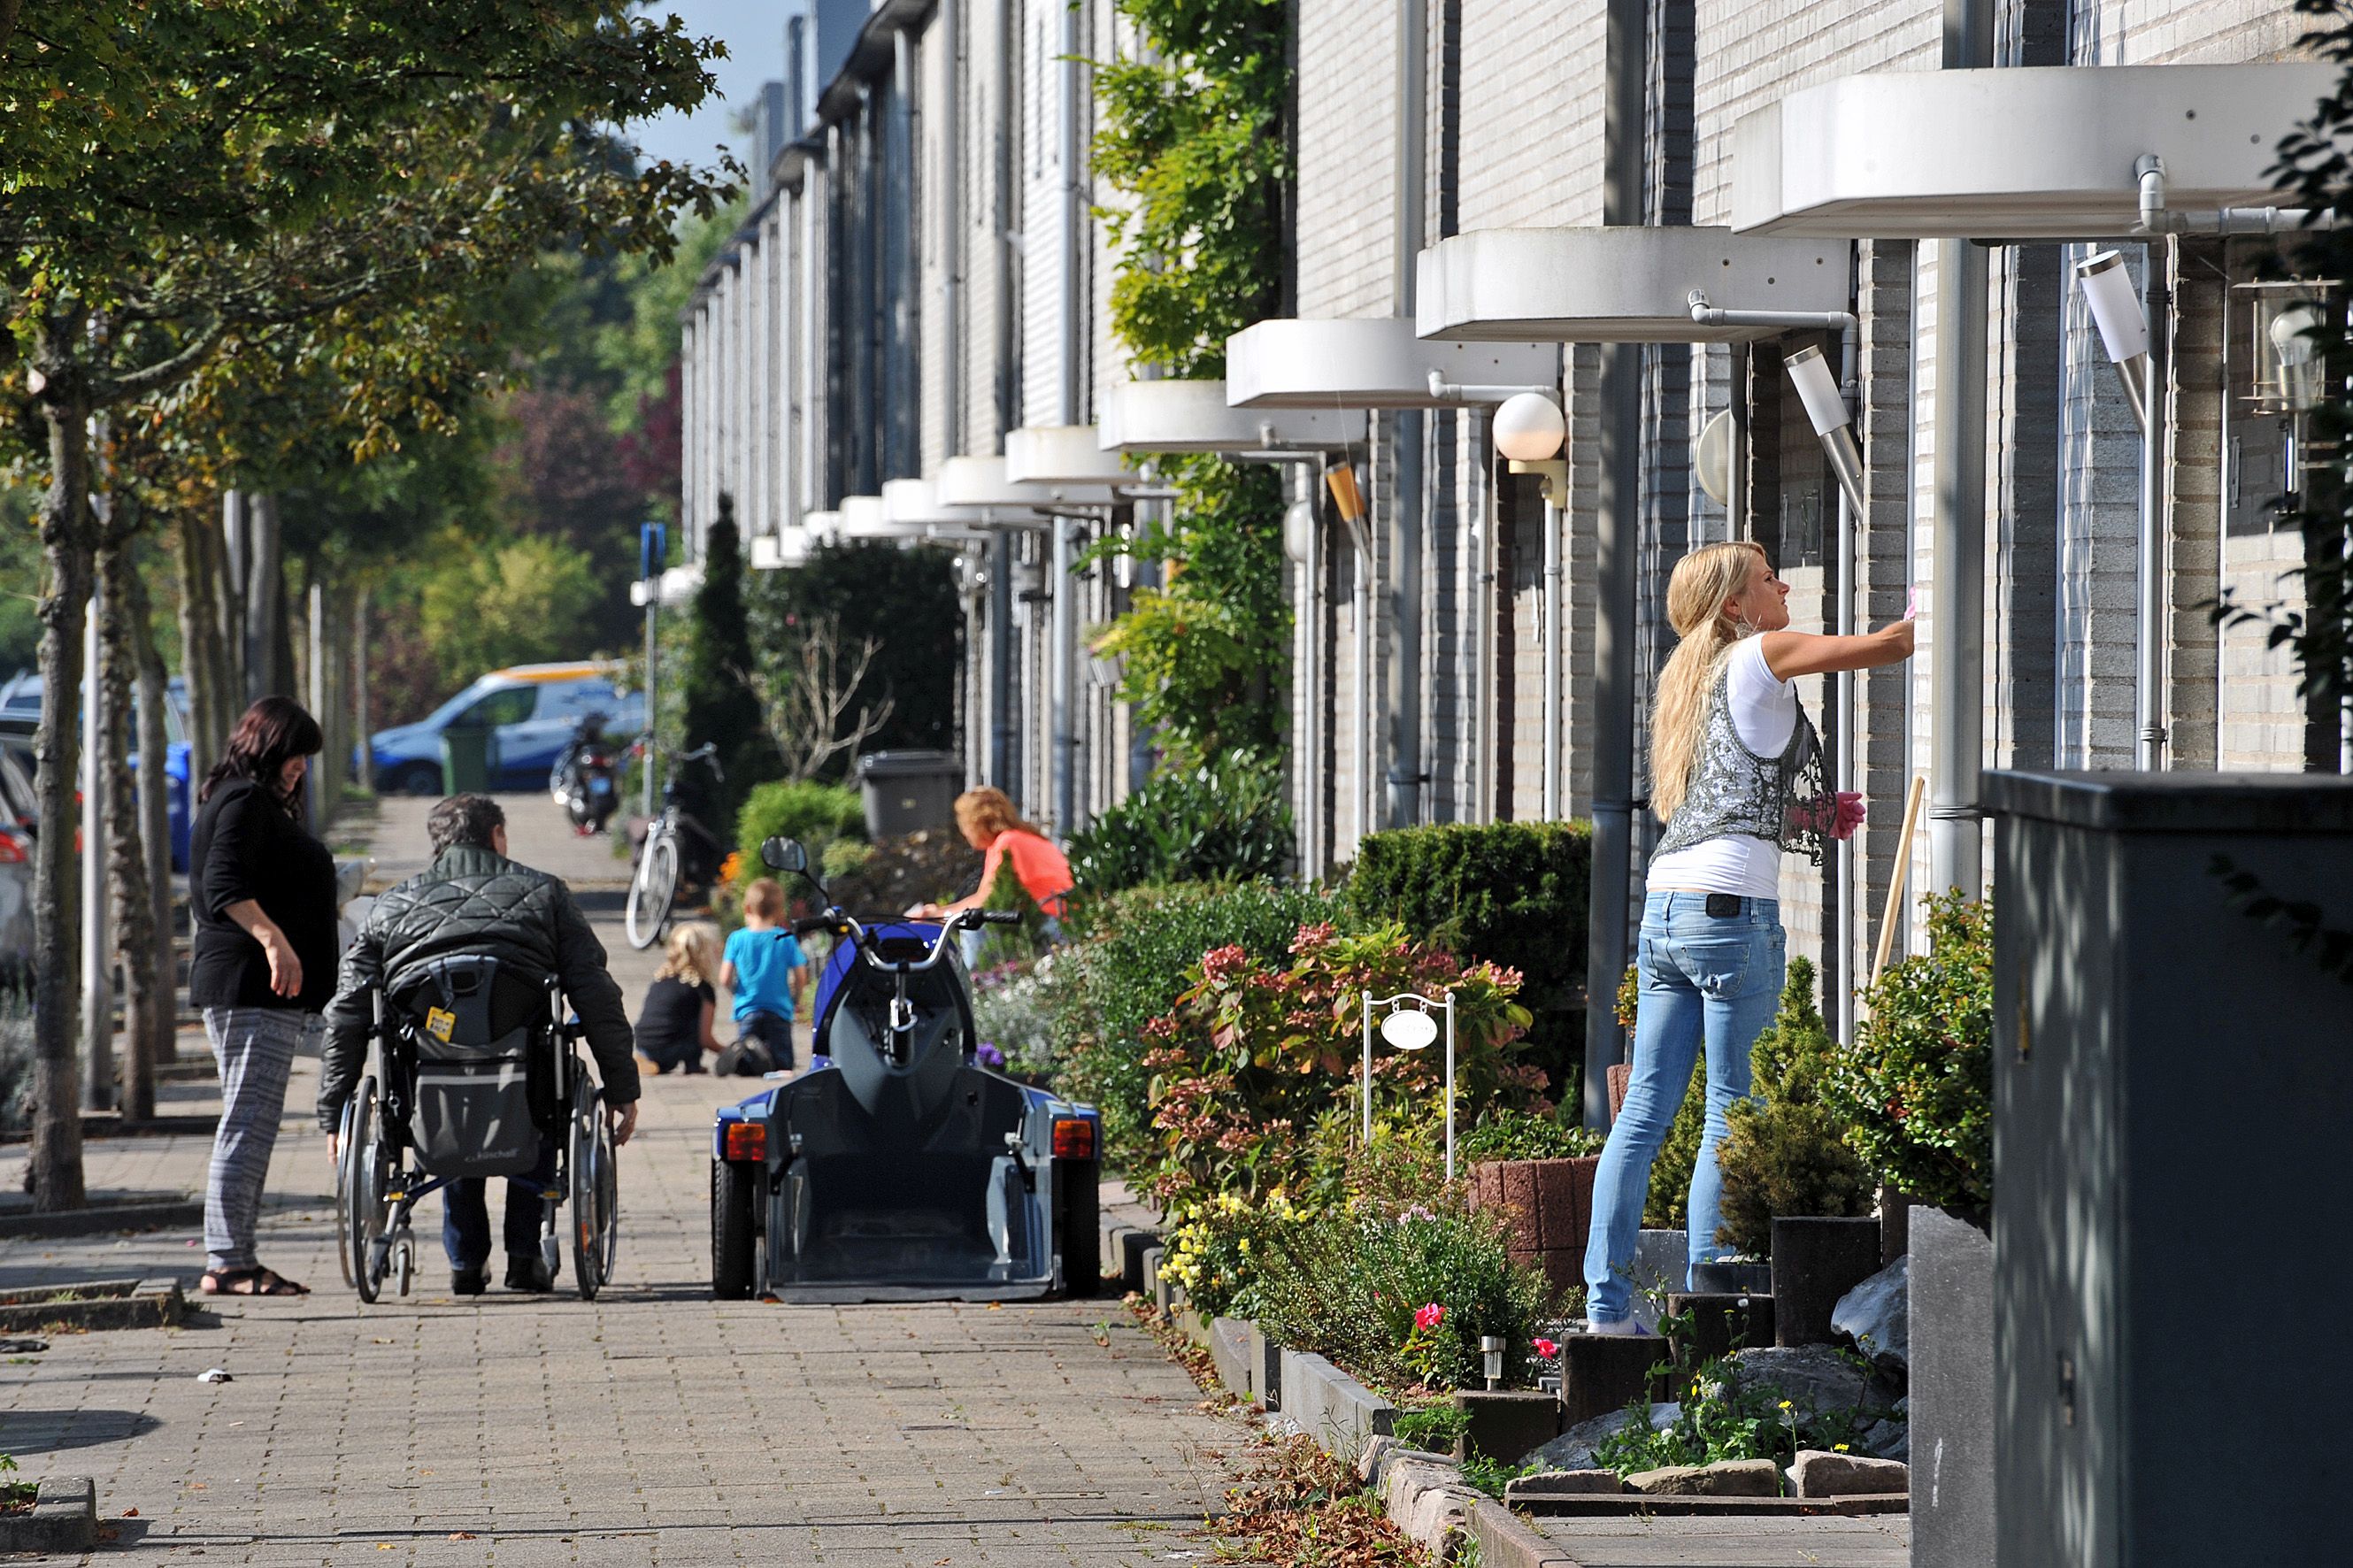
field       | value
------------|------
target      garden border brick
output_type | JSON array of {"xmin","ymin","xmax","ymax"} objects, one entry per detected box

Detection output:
[{"xmin": 0, "ymin": 1475, "xmax": 96, "ymax": 1555}]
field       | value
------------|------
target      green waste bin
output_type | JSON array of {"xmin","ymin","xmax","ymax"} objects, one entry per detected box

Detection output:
[{"xmin": 440, "ymin": 726, "xmax": 494, "ymax": 795}]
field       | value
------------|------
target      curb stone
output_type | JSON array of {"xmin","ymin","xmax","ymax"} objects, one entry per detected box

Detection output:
[
  {"xmin": 0, "ymin": 1475, "xmax": 96, "ymax": 1554},
  {"xmin": 0, "ymin": 1278, "xmax": 185, "ymax": 1334},
  {"xmin": 1468, "ymin": 1497, "xmax": 1577, "ymax": 1567}
]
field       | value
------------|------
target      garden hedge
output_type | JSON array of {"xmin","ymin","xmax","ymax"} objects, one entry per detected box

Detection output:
[{"xmin": 1342, "ymin": 820, "xmax": 1593, "ymax": 1095}]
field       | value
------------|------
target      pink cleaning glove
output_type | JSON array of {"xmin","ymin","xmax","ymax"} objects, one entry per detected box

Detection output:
[{"xmin": 1832, "ymin": 791, "xmax": 1866, "ymax": 841}]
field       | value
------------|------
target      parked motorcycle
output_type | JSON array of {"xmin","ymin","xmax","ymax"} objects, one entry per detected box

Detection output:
[{"xmin": 550, "ymin": 713, "xmax": 621, "ymax": 835}]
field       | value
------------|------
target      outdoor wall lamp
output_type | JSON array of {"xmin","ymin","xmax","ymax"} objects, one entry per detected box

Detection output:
[
  {"xmin": 1360, "ymin": 988, "xmax": 1457, "ymax": 1180},
  {"xmin": 1783, "ymin": 345, "xmax": 1865, "ymax": 518},
  {"xmin": 2072, "ymin": 248, "xmax": 2172, "ymax": 770},
  {"xmin": 1283, "ymin": 498, "xmax": 1318, "ymax": 565},
  {"xmin": 1492, "ymin": 391, "xmax": 1568, "ymax": 503},
  {"xmin": 1480, "ymin": 1335, "xmax": 1507, "ymax": 1390},
  {"xmin": 2075, "ymin": 250, "xmax": 2153, "ymax": 435}
]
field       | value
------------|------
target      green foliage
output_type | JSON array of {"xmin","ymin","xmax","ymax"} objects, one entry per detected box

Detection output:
[
  {"xmin": 1144, "ymin": 922, "xmax": 1541, "ymax": 1209},
  {"xmin": 745, "ymin": 540, "xmax": 961, "ymax": 769},
  {"xmin": 1714, "ymin": 959, "xmax": 1874, "ymax": 1257},
  {"xmin": 735, "ymin": 780, "xmax": 865, "ymax": 872},
  {"xmin": 1046, "ymin": 880, "xmax": 1341, "ymax": 1168},
  {"xmin": 971, "ymin": 858, "xmax": 1050, "ymax": 971},
  {"xmin": 1593, "ymin": 1355, "xmax": 1872, "ymax": 1480},
  {"xmin": 1391, "ymin": 1402, "xmax": 1473, "ymax": 1455},
  {"xmin": 683, "ymin": 505, "xmax": 774, "ymax": 820},
  {"xmin": 1088, "ymin": 2, "xmax": 1292, "ymax": 763},
  {"xmin": 1065, "ymin": 758, "xmax": 1293, "ymax": 898},
  {"xmin": 1826, "ymin": 892, "xmax": 1995, "ymax": 1212},
  {"xmin": 414, "ymin": 535, "xmax": 600, "ymax": 687},
  {"xmin": 1345, "ymin": 821, "xmax": 1594, "ymax": 1088},
  {"xmin": 1249, "ymin": 1205, "xmax": 1562, "ymax": 1394},
  {"xmin": 1459, "ymin": 1107, "xmax": 1607, "ymax": 1164}
]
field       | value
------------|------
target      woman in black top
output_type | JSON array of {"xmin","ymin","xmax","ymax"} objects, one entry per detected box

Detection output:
[
  {"xmin": 634, "ymin": 923, "xmax": 720, "ymax": 1074},
  {"xmin": 188, "ymin": 697, "xmax": 334, "ymax": 1296}
]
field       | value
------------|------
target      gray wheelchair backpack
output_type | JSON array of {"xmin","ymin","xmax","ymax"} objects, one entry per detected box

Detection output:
[{"xmin": 392, "ymin": 954, "xmax": 554, "ymax": 1180}]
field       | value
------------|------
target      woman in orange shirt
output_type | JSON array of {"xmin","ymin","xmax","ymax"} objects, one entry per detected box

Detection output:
[{"xmin": 910, "ymin": 787, "xmax": 1073, "ymax": 930}]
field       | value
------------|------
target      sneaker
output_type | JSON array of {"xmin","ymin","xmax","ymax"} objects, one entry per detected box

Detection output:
[
  {"xmin": 1584, "ymin": 1316, "xmax": 1649, "ymax": 1337},
  {"xmin": 450, "ymin": 1268, "xmax": 488, "ymax": 1296},
  {"xmin": 504, "ymin": 1255, "xmax": 554, "ymax": 1293}
]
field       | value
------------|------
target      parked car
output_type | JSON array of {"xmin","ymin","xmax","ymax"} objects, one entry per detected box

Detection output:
[
  {"xmin": 0, "ymin": 746, "xmax": 31, "ymax": 985},
  {"xmin": 363, "ymin": 663, "xmax": 646, "ymax": 796},
  {"xmin": 0, "ymin": 670, "xmax": 195, "ymax": 872}
]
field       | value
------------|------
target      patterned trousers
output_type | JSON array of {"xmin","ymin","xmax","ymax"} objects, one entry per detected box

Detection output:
[{"xmin": 201, "ymin": 1008, "xmax": 320, "ymax": 1272}]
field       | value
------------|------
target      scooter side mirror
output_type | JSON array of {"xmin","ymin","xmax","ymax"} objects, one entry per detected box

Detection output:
[{"xmin": 761, "ymin": 836, "xmax": 810, "ymax": 875}]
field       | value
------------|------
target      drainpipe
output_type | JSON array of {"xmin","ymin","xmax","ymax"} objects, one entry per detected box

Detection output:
[
  {"xmin": 894, "ymin": 27, "xmax": 919, "ymax": 476},
  {"xmin": 1050, "ymin": 0, "xmax": 1085, "ymax": 835},
  {"xmin": 1583, "ymin": 0, "xmax": 1646, "ymax": 1129},
  {"xmin": 1387, "ymin": 0, "xmax": 1426, "ymax": 830},
  {"xmin": 1542, "ymin": 482, "xmax": 1565, "ymax": 823},
  {"xmin": 1469, "ymin": 409, "xmax": 1494, "ymax": 821},
  {"xmin": 1051, "ymin": 511, "xmax": 1078, "ymax": 834},
  {"xmin": 2135, "ymin": 243, "xmax": 2172, "ymax": 772},
  {"xmin": 941, "ymin": 0, "xmax": 963, "ymax": 456},
  {"xmin": 1927, "ymin": 0, "xmax": 1990, "ymax": 902},
  {"xmin": 990, "ymin": 0, "xmax": 1019, "ymax": 794}
]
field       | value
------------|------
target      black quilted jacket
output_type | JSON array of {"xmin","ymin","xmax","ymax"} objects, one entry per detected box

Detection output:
[{"xmin": 317, "ymin": 844, "xmax": 640, "ymax": 1132}]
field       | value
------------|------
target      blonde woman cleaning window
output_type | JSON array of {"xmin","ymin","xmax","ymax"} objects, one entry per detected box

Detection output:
[{"xmin": 1582, "ymin": 540, "xmax": 1914, "ymax": 1333}]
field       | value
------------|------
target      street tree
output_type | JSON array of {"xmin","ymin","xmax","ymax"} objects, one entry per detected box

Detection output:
[{"xmin": 1, "ymin": 1, "xmax": 732, "ymax": 1206}]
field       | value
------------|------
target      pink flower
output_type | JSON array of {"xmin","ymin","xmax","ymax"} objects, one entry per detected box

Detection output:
[
  {"xmin": 1414, "ymin": 1302, "xmax": 1446, "ymax": 1332},
  {"xmin": 1533, "ymin": 1337, "xmax": 1560, "ymax": 1359},
  {"xmin": 1201, "ymin": 944, "xmax": 1250, "ymax": 982}
]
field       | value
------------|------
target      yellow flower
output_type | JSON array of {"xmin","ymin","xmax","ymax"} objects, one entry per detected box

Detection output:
[
  {"xmin": 1834, "ymin": 1443, "xmax": 1849, "ymax": 1453},
  {"xmin": 1777, "ymin": 1400, "xmax": 1793, "ymax": 1411}
]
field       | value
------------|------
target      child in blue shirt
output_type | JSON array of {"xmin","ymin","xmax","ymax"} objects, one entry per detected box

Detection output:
[{"xmin": 720, "ymin": 879, "xmax": 811, "ymax": 1072}]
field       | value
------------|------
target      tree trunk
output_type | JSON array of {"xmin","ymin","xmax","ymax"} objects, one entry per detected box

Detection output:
[
  {"xmin": 173, "ymin": 508, "xmax": 224, "ymax": 787},
  {"xmin": 98, "ymin": 534, "xmax": 154, "ymax": 1124},
  {"xmin": 129, "ymin": 557, "xmax": 178, "ymax": 1072},
  {"xmin": 31, "ymin": 380, "xmax": 92, "ymax": 1210},
  {"xmin": 213, "ymin": 492, "xmax": 245, "ymax": 742}
]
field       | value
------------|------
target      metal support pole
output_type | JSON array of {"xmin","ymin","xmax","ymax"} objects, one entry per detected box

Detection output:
[
  {"xmin": 941, "ymin": 0, "xmax": 963, "ymax": 455},
  {"xmin": 1442, "ymin": 994, "xmax": 1457, "ymax": 1183},
  {"xmin": 641, "ymin": 527, "xmax": 659, "ymax": 819},
  {"xmin": 1293, "ymin": 465, "xmax": 1322, "ymax": 880},
  {"xmin": 991, "ymin": 529, "xmax": 1016, "ymax": 788},
  {"xmin": 1927, "ymin": 0, "xmax": 1990, "ymax": 903},
  {"xmin": 1541, "ymin": 494, "xmax": 1564, "ymax": 820},
  {"xmin": 1586, "ymin": 343, "xmax": 1641, "ymax": 1129},
  {"xmin": 81, "ymin": 593, "xmax": 111, "ymax": 1111},
  {"xmin": 1050, "ymin": 515, "xmax": 1077, "ymax": 834},
  {"xmin": 1387, "ymin": 0, "xmax": 1426, "ymax": 831},
  {"xmin": 2137, "ymin": 243, "xmax": 2172, "ymax": 770},
  {"xmin": 1360, "ymin": 991, "xmax": 1375, "ymax": 1148}
]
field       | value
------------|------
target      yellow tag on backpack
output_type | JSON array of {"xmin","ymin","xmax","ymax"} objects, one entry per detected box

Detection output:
[{"xmin": 425, "ymin": 1007, "xmax": 457, "ymax": 1043}]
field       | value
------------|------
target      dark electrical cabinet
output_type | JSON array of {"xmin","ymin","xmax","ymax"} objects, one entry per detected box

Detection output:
[{"xmin": 1983, "ymin": 770, "xmax": 2353, "ymax": 1568}]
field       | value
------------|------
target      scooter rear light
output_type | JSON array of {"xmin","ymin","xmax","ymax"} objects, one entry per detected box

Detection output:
[
  {"xmin": 723, "ymin": 1122, "xmax": 766, "ymax": 1162},
  {"xmin": 1051, "ymin": 1117, "xmax": 1096, "ymax": 1161},
  {"xmin": 0, "ymin": 833, "xmax": 24, "ymax": 865}
]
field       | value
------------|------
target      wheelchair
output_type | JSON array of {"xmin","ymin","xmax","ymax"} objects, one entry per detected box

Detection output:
[{"xmin": 334, "ymin": 953, "xmax": 620, "ymax": 1303}]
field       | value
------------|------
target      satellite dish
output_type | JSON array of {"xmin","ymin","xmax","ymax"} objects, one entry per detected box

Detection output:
[
  {"xmin": 1696, "ymin": 409, "xmax": 1734, "ymax": 507},
  {"xmin": 1380, "ymin": 1008, "xmax": 1439, "ymax": 1051}
]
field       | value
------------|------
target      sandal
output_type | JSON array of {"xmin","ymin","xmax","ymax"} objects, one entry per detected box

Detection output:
[{"xmin": 200, "ymin": 1266, "xmax": 309, "ymax": 1297}]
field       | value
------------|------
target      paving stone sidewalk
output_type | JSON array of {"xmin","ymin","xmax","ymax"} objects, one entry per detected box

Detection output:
[{"xmin": 0, "ymin": 795, "xmax": 1248, "ymax": 1564}]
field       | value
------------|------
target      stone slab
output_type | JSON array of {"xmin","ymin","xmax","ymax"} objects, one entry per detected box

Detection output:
[
  {"xmin": 1508, "ymin": 1512, "xmax": 1911, "ymax": 1564},
  {"xmin": 1209, "ymin": 1316, "xmax": 1255, "ymax": 1398},
  {"xmin": 1630, "ymin": 1229, "xmax": 1688, "ymax": 1329},
  {"xmin": 1279, "ymin": 1349, "xmax": 1396, "ymax": 1461},
  {"xmin": 1562, "ymin": 1331, "xmax": 1666, "ymax": 1425},
  {"xmin": 1910, "ymin": 1206, "xmax": 1992, "ymax": 1568},
  {"xmin": 0, "ymin": 1276, "xmax": 182, "ymax": 1333},
  {"xmin": 0, "ymin": 1474, "xmax": 95, "ymax": 1555},
  {"xmin": 1456, "ymin": 1387, "xmax": 1562, "ymax": 1464},
  {"xmin": 1249, "ymin": 1319, "xmax": 1284, "ymax": 1410},
  {"xmin": 1510, "ymin": 1494, "xmax": 1911, "ymax": 1519}
]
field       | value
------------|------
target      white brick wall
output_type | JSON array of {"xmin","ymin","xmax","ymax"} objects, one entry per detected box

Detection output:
[
  {"xmin": 1455, "ymin": 0, "xmax": 1606, "ymax": 229},
  {"xmin": 1295, "ymin": 0, "xmax": 1400, "ymax": 316}
]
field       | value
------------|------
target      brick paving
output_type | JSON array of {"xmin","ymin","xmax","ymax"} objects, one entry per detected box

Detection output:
[{"xmin": 0, "ymin": 795, "xmax": 1246, "ymax": 1564}]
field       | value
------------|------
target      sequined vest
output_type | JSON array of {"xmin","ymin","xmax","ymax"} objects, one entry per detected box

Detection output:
[{"xmin": 1653, "ymin": 645, "xmax": 1831, "ymax": 868}]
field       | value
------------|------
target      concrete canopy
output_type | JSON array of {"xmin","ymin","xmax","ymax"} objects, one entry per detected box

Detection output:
[
  {"xmin": 1097, "ymin": 379, "xmax": 1362, "ymax": 455},
  {"xmin": 750, "ymin": 530, "xmax": 811, "ymax": 571},
  {"xmin": 1731, "ymin": 63, "xmax": 2336, "ymax": 240},
  {"xmin": 840, "ymin": 494, "xmax": 911, "ymax": 540},
  {"xmin": 882, "ymin": 477, "xmax": 962, "ymax": 527},
  {"xmin": 934, "ymin": 457, "xmax": 1053, "ymax": 525},
  {"xmin": 1003, "ymin": 426, "xmax": 1128, "ymax": 498},
  {"xmin": 1225, "ymin": 318, "xmax": 1558, "ymax": 408},
  {"xmin": 1415, "ymin": 226, "xmax": 1848, "ymax": 343}
]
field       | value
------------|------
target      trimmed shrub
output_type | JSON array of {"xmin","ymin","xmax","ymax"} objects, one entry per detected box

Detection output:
[
  {"xmin": 1459, "ymin": 1106, "xmax": 1607, "ymax": 1163},
  {"xmin": 1344, "ymin": 821, "xmax": 1593, "ymax": 1095},
  {"xmin": 1065, "ymin": 759, "xmax": 1292, "ymax": 899},
  {"xmin": 1826, "ymin": 891, "xmax": 1995, "ymax": 1212},
  {"xmin": 1045, "ymin": 880, "xmax": 1339, "ymax": 1169},
  {"xmin": 735, "ymin": 779, "xmax": 865, "ymax": 873},
  {"xmin": 1713, "ymin": 958, "xmax": 1873, "ymax": 1256}
]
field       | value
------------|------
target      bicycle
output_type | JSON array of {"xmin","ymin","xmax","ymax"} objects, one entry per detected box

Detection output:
[{"xmin": 624, "ymin": 742, "xmax": 726, "ymax": 950}]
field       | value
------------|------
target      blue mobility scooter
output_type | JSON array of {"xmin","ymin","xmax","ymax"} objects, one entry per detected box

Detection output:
[{"xmin": 709, "ymin": 837, "xmax": 1102, "ymax": 1303}]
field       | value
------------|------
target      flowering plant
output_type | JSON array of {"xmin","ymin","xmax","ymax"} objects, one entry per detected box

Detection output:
[
  {"xmin": 1142, "ymin": 921, "xmax": 1542, "ymax": 1211},
  {"xmin": 1786, "ymin": 791, "xmax": 1867, "ymax": 842}
]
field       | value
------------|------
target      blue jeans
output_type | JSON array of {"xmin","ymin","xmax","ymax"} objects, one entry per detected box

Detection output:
[{"xmin": 1582, "ymin": 892, "xmax": 1786, "ymax": 1324}]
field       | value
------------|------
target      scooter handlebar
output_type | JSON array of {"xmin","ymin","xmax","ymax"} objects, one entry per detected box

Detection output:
[{"xmin": 979, "ymin": 911, "xmax": 1021, "ymax": 926}]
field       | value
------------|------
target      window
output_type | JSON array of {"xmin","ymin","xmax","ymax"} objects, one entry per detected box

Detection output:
[{"xmin": 457, "ymin": 688, "xmax": 537, "ymax": 728}]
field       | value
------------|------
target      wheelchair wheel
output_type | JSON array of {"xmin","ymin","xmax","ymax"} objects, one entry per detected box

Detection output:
[
  {"xmin": 341, "ymin": 1077, "xmax": 391, "ymax": 1303},
  {"xmin": 624, "ymin": 833, "xmax": 678, "ymax": 950},
  {"xmin": 568, "ymin": 1080, "xmax": 619, "ymax": 1300}
]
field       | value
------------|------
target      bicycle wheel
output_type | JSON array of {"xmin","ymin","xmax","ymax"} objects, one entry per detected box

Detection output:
[
  {"xmin": 342, "ymin": 1076, "xmax": 389, "ymax": 1303},
  {"xmin": 568, "ymin": 1078, "xmax": 619, "ymax": 1300},
  {"xmin": 624, "ymin": 832, "xmax": 679, "ymax": 950}
]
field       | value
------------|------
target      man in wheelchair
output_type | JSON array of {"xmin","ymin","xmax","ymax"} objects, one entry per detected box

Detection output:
[{"xmin": 320, "ymin": 795, "xmax": 641, "ymax": 1293}]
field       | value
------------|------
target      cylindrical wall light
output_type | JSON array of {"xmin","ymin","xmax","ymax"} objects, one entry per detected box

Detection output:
[
  {"xmin": 1784, "ymin": 344, "xmax": 1866, "ymax": 519},
  {"xmin": 2075, "ymin": 250, "xmax": 2153, "ymax": 434}
]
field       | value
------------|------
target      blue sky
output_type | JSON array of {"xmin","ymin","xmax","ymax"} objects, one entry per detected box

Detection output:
[{"xmin": 627, "ymin": 1, "xmax": 788, "ymax": 175}]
